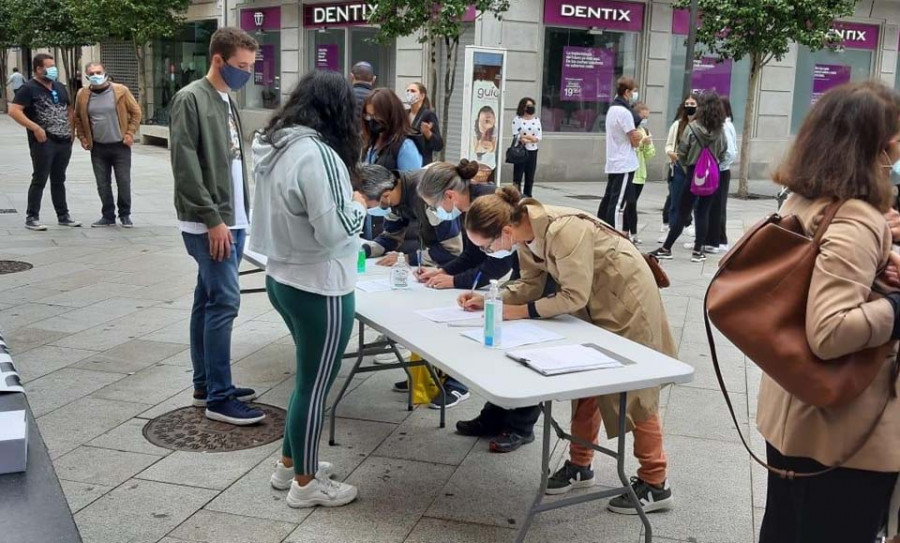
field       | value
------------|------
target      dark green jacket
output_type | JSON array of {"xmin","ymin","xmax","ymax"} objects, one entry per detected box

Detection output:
[{"xmin": 170, "ymin": 77, "xmax": 249, "ymax": 228}]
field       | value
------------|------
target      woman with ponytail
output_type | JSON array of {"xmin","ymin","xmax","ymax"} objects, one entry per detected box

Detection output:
[{"xmin": 457, "ymin": 186, "xmax": 677, "ymax": 512}]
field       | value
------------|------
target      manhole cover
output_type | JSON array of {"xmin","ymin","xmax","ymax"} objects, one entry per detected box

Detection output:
[
  {"xmin": 566, "ymin": 194, "xmax": 602, "ymax": 200},
  {"xmin": 0, "ymin": 261, "xmax": 33, "ymax": 275},
  {"xmin": 0, "ymin": 209, "xmax": 16, "ymax": 214},
  {"xmin": 142, "ymin": 404, "xmax": 286, "ymax": 453}
]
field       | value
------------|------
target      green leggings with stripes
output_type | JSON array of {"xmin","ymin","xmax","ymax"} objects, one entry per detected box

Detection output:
[{"xmin": 266, "ymin": 276, "xmax": 355, "ymax": 476}]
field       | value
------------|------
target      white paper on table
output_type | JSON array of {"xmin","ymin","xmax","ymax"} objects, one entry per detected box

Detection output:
[
  {"xmin": 416, "ymin": 306, "xmax": 484, "ymax": 323},
  {"xmin": 0, "ymin": 411, "xmax": 26, "ymax": 441},
  {"xmin": 506, "ymin": 344, "xmax": 624, "ymax": 376},
  {"xmin": 461, "ymin": 322, "xmax": 564, "ymax": 349}
]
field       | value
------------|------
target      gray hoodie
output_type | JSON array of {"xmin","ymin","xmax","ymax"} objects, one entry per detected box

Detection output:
[
  {"xmin": 248, "ymin": 126, "xmax": 365, "ymax": 272},
  {"xmin": 677, "ymin": 120, "xmax": 728, "ymax": 169}
]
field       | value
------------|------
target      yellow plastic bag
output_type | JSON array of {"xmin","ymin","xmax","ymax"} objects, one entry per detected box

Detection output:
[{"xmin": 408, "ymin": 354, "xmax": 440, "ymax": 405}]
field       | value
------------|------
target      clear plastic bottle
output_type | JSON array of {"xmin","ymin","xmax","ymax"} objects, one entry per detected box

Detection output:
[
  {"xmin": 483, "ymin": 279, "xmax": 503, "ymax": 347},
  {"xmin": 390, "ymin": 253, "xmax": 410, "ymax": 290}
]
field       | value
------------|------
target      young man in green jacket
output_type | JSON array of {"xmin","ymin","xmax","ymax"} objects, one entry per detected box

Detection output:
[{"xmin": 170, "ymin": 27, "xmax": 263, "ymax": 425}]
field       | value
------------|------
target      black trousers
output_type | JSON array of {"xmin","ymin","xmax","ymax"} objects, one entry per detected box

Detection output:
[
  {"xmin": 478, "ymin": 402, "xmax": 541, "ymax": 436},
  {"xmin": 663, "ymin": 166, "xmax": 713, "ymax": 252},
  {"xmin": 513, "ymin": 149, "xmax": 539, "ymax": 197},
  {"xmin": 706, "ymin": 169, "xmax": 730, "ymax": 247},
  {"xmin": 90, "ymin": 142, "xmax": 133, "ymax": 220},
  {"xmin": 624, "ymin": 183, "xmax": 645, "ymax": 236},
  {"xmin": 27, "ymin": 138, "xmax": 72, "ymax": 220},
  {"xmin": 597, "ymin": 171, "xmax": 634, "ymax": 230},
  {"xmin": 759, "ymin": 442, "xmax": 897, "ymax": 543}
]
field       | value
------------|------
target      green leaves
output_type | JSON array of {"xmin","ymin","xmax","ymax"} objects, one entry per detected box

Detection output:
[{"xmin": 367, "ymin": 0, "xmax": 511, "ymax": 44}]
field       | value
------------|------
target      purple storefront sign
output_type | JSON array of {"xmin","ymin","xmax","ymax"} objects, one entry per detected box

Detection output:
[
  {"xmin": 240, "ymin": 7, "xmax": 281, "ymax": 32},
  {"xmin": 831, "ymin": 21, "xmax": 879, "ymax": 51},
  {"xmin": 691, "ymin": 57, "xmax": 731, "ymax": 96},
  {"xmin": 543, "ymin": 0, "xmax": 644, "ymax": 32},
  {"xmin": 811, "ymin": 64, "xmax": 851, "ymax": 105},
  {"xmin": 671, "ymin": 8, "xmax": 693, "ymax": 35},
  {"xmin": 254, "ymin": 44, "xmax": 276, "ymax": 86},
  {"xmin": 315, "ymin": 44, "xmax": 340, "ymax": 71},
  {"xmin": 560, "ymin": 46, "xmax": 615, "ymax": 102}
]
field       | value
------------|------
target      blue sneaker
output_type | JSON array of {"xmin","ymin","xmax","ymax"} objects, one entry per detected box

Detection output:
[
  {"xmin": 429, "ymin": 382, "xmax": 470, "ymax": 409},
  {"xmin": 205, "ymin": 399, "xmax": 265, "ymax": 426},
  {"xmin": 193, "ymin": 387, "xmax": 256, "ymax": 407}
]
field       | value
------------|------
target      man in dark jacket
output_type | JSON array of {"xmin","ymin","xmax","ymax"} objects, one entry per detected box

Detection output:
[{"xmin": 350, "ymin": 61, "xmax": 375, "ymax": 120}]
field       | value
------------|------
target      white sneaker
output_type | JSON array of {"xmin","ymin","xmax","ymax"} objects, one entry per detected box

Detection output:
[
  {"xmin": 683, "ymin": 241, "xmax": 695, "ymax": 250},
  {"xmin": 719, "ymin": 244, "xmax": 730, "ymax": 251},
  {"xmin": 270, "ymin": 460, "xmax": 334, "ymax": 490},
  {"xmin": 703, "ymin": 245, "xmax": 720, "ymax": 254},
  {"xmin": 373, "ymin": 335, "xmax": 411, "ymax": 364},
  {"xmin": 286, "ymin": 473, "xmax": 358, "ymax": 508}
]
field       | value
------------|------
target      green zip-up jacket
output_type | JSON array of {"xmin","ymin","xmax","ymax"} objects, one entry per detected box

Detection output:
[{"xmin": 170, "ymin": 77, "xmax": 249, "ymax": 228}]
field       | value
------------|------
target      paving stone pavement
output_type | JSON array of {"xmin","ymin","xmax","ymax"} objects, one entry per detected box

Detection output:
[{"xmin": 0, "ymin": 114, "xmax": 779, "ymax": 543}]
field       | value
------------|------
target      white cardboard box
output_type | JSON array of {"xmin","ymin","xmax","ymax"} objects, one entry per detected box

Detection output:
[{"xmin": 0, "ymin": 410, "xmax": 28, "ymax": 474}]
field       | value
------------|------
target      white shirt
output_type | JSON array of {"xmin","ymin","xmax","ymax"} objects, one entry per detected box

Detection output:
[
  {"xmin": 604, "ymin": 103, "xmax": 639, "ymax": 174},
  {"xmin": 178, "ymin": 91, "xmax": 249, "ymax": 234},
  {"xmin": 720, "ymin": 118, "xmax": 738, "ymax": 171},
  {"xmin": 512, "ymin": 116, "xmax": 542, "ymax": 151}
]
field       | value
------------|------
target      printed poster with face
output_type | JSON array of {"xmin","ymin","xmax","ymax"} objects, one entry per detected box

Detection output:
[{"xmin": 461, "ymin": 47, "xmax": 507, "ymax": 184}]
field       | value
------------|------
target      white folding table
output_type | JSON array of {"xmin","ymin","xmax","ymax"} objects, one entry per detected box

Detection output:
[{"xmin": 241, "ymin": 249, "xmax": 694, "ymax": 543}]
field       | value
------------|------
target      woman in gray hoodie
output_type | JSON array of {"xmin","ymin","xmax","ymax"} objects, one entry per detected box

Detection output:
[{"xmin": 248, "ymin": 70, "xmax": 367, "ymax": 509}]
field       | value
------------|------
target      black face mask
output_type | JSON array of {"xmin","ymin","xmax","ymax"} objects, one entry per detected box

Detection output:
[
  {"xmin": 367, "ymin": 118, "xmax": 384, "ymax": 138},
  {"xmin": 525, "ymin": 105, "xmax": 536, "ymax": 115},
  {"xmin": 684, "ymin": 106, "xmax": 697, "ymax": 116}
]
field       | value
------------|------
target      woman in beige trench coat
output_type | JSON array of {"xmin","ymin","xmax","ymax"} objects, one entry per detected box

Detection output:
[{"xmin": 457, "ymin": 185, "xmax": 677, "ymax": 515}]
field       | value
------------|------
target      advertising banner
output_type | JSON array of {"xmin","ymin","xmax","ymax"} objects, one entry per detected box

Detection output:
[
  {"xmin": 461, "ymin": 47, "xmax": 507, "ymax": 184},
  {"xmin": 560, "ymin": 46, "xmax": 615, "ymax": 102},
  {"xmin": 254, "ymin": 44, "xmax": 276, "ymax": 86},
  {"xmin": 315, "ymin": 44, "xmax": 340, "ymax": 71},
  {"xmin": 691, "ymin": 57, "xmax": 732, "ymax": 96},
  {"xmin": 240, "ymin": 7, "xmax": 282, "ymax": 32},
  {"xmin": 811, "ymin": 64, "xmax": 851, "ymax": 105}
]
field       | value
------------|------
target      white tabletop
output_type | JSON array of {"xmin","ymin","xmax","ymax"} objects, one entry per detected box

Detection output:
[{"xmin": 241, "ymin": 248, "xmax": 694, "ymax": 409}]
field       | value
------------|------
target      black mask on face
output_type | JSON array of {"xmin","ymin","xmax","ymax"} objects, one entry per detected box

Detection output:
[
  {"xmin": 684, "ymin": 106, "xmax": 697, "ymax": 116},
  {"xmin": 367, "ymin": 118, "xmax": 384, "ymax": 138},
  {"xmin": 525, "ymin": 105, "xmax": 536, "ymax": 115}
]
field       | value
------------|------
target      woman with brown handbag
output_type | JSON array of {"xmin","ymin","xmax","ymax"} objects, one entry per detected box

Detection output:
[{"xmin": 756, "ymin": 81, "xmax": 900, "ymax": 542}]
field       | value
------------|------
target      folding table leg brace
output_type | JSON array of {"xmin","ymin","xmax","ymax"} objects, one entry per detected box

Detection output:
[
  {"xmin": 328, "ymin": 320, "xmax": 446, "ymax": 446},
  {"xmin": 515, "ymin": 393, "xmax": 653, "ymax": 543}
]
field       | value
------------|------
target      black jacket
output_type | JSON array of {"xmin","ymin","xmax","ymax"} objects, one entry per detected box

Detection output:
[
  {"xmin": 410, "ymin": 107, "xmax": 444, "ymax": 165},
  {"xmin": 353, "ymin": 82, "xmax": 373, "ymax": 120}
]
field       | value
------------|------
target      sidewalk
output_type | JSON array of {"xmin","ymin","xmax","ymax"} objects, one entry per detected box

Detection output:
[{"xmin": 0, "ymin": 114, "xmax": 776, "ymax": 543}]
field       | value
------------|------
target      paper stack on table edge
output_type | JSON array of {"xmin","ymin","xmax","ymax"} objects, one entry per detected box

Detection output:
[
  {"xmin": 461, "ymin": 322, "xmax": 563, "ymax": 349},
  {"xmin": 506, "ymin": 343, "xmax": 626, "ymax": 376}
]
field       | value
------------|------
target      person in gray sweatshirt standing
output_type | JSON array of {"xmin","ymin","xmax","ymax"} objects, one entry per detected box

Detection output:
[{"xmin": 249, "ymin": 70, "xmax": 367, "ymax": 509}]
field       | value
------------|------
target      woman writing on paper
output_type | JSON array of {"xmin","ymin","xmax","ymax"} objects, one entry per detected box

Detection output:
[{"xmin": 457, "ymin": 186, "xmax": 677, "ymax": 514}]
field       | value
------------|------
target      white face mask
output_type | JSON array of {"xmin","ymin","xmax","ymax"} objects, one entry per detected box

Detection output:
[{"xmin": 405, "ymin": 91, "xmax": 419, "ymax": 105}]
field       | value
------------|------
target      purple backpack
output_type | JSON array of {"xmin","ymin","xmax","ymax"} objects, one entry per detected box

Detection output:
[{"xmin": 689, "ymin": 125, "xmax": 720, "ymax": 197}]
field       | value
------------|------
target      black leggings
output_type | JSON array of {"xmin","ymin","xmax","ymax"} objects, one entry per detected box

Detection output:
[
  {"xmin": 624, "ymin": 183, "xmax": 645, "ymax": 236},
  {"xmin": 513, "ymin": 149, "xmax": 538, "ymax": 197},
  {"xmin": 706, "ymin": 169, "xmax": 730, "ymax": 247},
  {"xmin": 663, "ymin": 166, "xmax": 712, "ymax": 252}
]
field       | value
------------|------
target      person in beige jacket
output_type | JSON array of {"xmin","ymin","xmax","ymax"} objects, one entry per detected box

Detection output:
[
  {"xmin": 457, "ymin": 185, "xmax": 677, "ymax": 515},
  {"xmin": 757, "ymin": 81, "xmax": 900, "ymax": 543}
]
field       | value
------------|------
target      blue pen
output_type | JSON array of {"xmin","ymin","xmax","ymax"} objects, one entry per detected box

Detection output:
[{"xmin": 470, "ymin": 270, "xmax": 483, "ymax": 295}]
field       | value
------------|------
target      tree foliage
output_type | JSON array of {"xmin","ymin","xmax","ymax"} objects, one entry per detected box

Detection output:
[
  {"xmin": 672, "ymin": 0, "xmax": 855, "ymax": 196},
  {"xmin": 0, "ymin": 0, "xmax": 16, "ymax": 104}
]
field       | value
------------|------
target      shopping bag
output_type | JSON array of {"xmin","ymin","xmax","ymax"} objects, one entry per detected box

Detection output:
[{"xmin": 408, "ymin": 354, "xmax": 440, "ymax": 405}]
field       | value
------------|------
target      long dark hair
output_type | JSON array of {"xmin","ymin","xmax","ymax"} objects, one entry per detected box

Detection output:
[
  {"xmin": 774, "ymin": 81, "xmax": 898, "ymax": 212},
  {"xmin": 474, "ymin": 106, "xmax": 495, "ymax": 140},
  {"xmin": 362, "ymin": 88, "xmax": 411, "ymax": 154},
  {"xmin": 677, "ymin": 93, "xmax": 700, "ymax": 142},
  {"xmin": 694, "ymin": 91, "xmax": 726, "ymax": 133},
  {"xmin": 260, "ymin": 70, "xmax": 361, "ymax": 179},
  {"xmin": 516, "ymin": 97, "xmax": 535, "ymax": 117},
  {"xmin": 721, "ymin": 97, "xmax": 733, "ymax": 119}
]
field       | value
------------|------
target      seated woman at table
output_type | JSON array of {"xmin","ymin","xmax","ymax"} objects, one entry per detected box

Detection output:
[
  {"xmin": 249, "ymin": 70, "xmax": 366, "ymax": 509},
  {"xmin": 457, "ymin": 186, "xmax": 677, "ymax": 514}
]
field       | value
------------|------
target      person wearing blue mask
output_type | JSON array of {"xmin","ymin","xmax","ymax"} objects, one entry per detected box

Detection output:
[
  {"xmin": 9, "ymin": 53, "xmax": 81, "ymax": 230},
  {"xmin": 170, "ymin": 27, "xmax": 263, "ymax": 426}
]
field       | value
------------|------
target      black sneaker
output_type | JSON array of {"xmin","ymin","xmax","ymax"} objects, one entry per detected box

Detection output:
[
  {"xmin": 649, "ymin": 248, "xmax": 672, "ymax": 260},
  {"xmin": 393, "ymin": 379, "xmax": 409, "ymax": 393},
  {"xmin": 428, "ymin": 383, "xmax": 470, "ymax": 409},
  {"xmin": 455, "ymin": 416, "xmax": 500, "ymax": 437},
  {"xmin": 546, "ymin": 460, "xmax": 595, "ymax": 495},
  {"xmin": 691, "ymin": 251, "xmax": 707, "ymax": 263},
  {"xmin": 120, "ymin": 216, "xmax": 134, "ymax": 228},
  {"xmin": 489, "ymin": 432, "xmax": 535, "ymax": 453},
  {"xmin": 607, "ymin": 477, "xmax": 674, "ymax": 515},
  {"xmin": 25, "ymin": 218, "xmax": 47, "ymax": 231},
  {"xmin": 92, "ymin": 217, "xmax": 117, "ymax": 228},
  {"xmin": 205, "ymin": 398, "xmax": 265, "ymax": 425},
  {"xmin": 58, "ymin": 215, "xmax": 82, "ymax": 227},
  {"xmin": 193, "ymin": 387, "xmax": 257, "ymax": 408}
]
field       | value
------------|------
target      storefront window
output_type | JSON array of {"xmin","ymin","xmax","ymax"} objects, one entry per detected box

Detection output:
[
  {"xmin": 790, "ymin": 22, "xmax": 879, "ymax": 133},
  {"xmin": 241, "ymin": 8, "xmax": 282, "ymax": 110},
  {"xmin": 149, "ymin": 20, "xmax": 217, "ymax": 126},
  {"xmin": 540, "ymin": 0, "xmax": 644, "ymax": 133},
  {"xmin": 667, "ymin": 10, "xmax": 750, "ymax": 133},
  {"xmin": 303, "ymin": 2, "xmax": 395, "ymax": 83}
]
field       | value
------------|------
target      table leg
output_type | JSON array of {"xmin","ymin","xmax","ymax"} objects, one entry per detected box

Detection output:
[
  {"xmin": 423, "ymin": 361, "xmax": 446, "ymax": 428},
  {"xmin": 515, "ymin": 401, "xmax": 552, "ymax": 543},
  {"xmin": 616, "ymin": 392, "xmax": 652, "ymax": 543},
  {"xmin": 386, "ymin": 340, "xmax": 414, "ymax": 412},
  {"xmin": 329, "ymin": 320, "xmax": 367, "ymax": 446}
]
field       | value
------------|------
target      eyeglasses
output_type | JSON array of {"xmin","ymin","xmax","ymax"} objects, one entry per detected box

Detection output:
[
  {"xmin": 50, "ymin": 90, "xmax": 59, "ymax": 105},
  {"xmin": 477, "ymin": 235, "xmax": 501, "ymax": 255}
]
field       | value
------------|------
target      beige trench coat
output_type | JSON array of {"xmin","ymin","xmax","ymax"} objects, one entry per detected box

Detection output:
[{"xmin": 501, "ymin": 204, "xmax": 677, "ymax": 438}]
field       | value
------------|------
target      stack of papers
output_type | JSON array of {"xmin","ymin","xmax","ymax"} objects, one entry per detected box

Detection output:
[
  {"xmin": 415, "ymin": 306, "xmax": 483, "ymax": 323},
  {"xmin": 461, "ymin": 322, "xmax": 563, "ymax": 349},
  {"xmin": 506, "ymin": 344, "xmax": 625, "ymax": 376}
]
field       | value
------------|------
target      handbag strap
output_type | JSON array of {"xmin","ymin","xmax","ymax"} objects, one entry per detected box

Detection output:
[{"xmin": 811, "ymin": 200, "xmax": 845, "ymax": 245}]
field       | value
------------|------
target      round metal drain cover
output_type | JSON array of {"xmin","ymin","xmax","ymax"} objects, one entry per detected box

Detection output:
[
  {"xmin": 0, "ymin": 261, "xmax": 33, "ymax": 275},
  {"xmin": 142, "ymin": 403, "xmax": 286, "ymax": 453}
]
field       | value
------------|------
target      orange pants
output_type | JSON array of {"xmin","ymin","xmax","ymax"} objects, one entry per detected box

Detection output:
[{"xmin": 569, "ymin": 397, "xmax": 668, "ymax": 486}]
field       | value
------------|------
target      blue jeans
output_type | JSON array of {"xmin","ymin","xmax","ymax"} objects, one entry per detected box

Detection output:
[{"xmin": 182, "ymin": 229, "xmax": 245, "ymax": 404}]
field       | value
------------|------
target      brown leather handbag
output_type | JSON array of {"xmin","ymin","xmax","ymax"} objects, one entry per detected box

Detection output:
[{"xmin": 704, "ymin": 200, "xmax": 896, "ymax": 477}]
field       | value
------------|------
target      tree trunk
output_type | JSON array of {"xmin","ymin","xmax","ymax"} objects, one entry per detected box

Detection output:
[
  {"xmin": 738, "ymin": 52, "xmax": 761, "ymax": 199},
  {"xmin": 0, "ymin": 48, "xmax": 8, "ymax": 109},
  {"xmin": 133, "ymin": 39, "xmax": 148, "ymax": 120},
  {"xmin": 441, "ymin": 36, "xmax": 460, "ymax": 163}
]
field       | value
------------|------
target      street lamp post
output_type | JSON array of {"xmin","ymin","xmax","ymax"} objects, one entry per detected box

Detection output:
[{"xmin": 681, "ymin": 0, "xmax": 700, "ymax": 99}]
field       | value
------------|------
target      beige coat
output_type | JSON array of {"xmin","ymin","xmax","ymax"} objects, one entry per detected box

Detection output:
[
  {"xmin": 74, "ymin": 83, "xmax": 142, "ymax": 149},
  {"xmin": 757, "ymin": 195, "xmax": 900, "ymax": 472},
  {"xmin": 501, "ymin": 204, "xmax": 677, "ymax": 438}
]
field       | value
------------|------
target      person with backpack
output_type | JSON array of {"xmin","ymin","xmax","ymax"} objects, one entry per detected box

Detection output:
[
  {"xmin": 704, "ymin": 97, "xmax": 738, "ymax": 253},
  {"xmin": 651, "ymin": 91, "xmax": 728, "ymax": 262}
]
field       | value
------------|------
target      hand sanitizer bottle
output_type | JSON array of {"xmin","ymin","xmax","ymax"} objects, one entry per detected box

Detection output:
[
  {"xmin": 357, "ymin": 246, "xmax": 367, "ymax": 274},
  {"xmin": 483, "ymin": 279, "xmax": 503, "ymax": 347},
  {"xmin": 390, "ymin": 253, "xmax": 410, "ymax": 290}
]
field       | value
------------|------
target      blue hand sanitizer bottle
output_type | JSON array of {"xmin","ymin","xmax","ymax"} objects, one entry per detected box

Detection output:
[{"xmin": 483, "ymin": 280, "xmax": 503, "ymax": 347}]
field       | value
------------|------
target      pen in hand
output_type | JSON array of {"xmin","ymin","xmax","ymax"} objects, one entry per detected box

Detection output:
[{"xmin": 470, "ymin": 270, "xmax": 482, "ymax": 296}]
